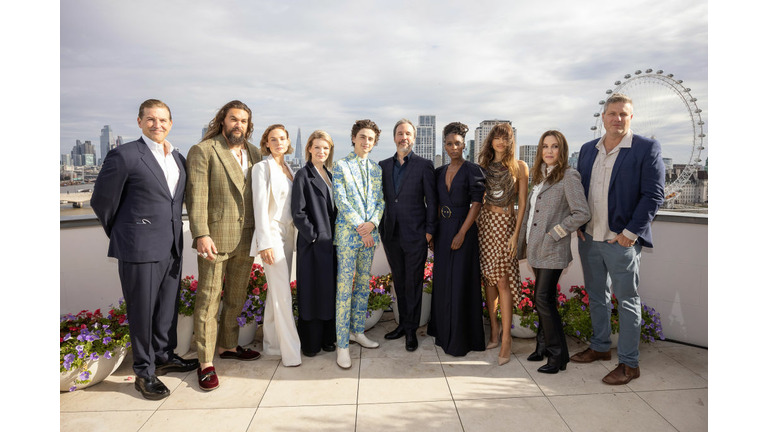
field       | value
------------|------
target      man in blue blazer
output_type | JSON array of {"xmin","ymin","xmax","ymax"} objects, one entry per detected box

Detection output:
[
  {"xmin": 91, "ymin": 99, "xmax": 199, "ymax": 400},
  {"xmin": 571, "ymin": 94, "xmax": 665, "ymax": 385},
  {"xmin": 379, "ymin": 118, "xmax": 438, "ymax": 351}
]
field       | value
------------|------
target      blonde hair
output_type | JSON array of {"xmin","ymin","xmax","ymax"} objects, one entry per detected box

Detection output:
[{"xmin": 304, "ymin": 130, "xmax": 335, "ymax": 170}]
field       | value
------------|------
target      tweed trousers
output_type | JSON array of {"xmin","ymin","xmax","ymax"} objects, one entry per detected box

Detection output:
[{"xmin": 194, "ymin": 232, "xmax": 255, "ymax": 363}]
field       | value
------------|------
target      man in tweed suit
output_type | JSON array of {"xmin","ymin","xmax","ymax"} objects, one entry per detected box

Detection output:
[
  {"xmin": 571, "ymin": 93, "xmax": 665, "ymax": 385},
  {"xmin": 186, "ymin": 100, "xmax": 263, "ymax": 391}
]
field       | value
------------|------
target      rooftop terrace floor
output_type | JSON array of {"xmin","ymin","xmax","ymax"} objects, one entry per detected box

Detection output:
[{"xmin": 60, "ymin": 311, "xmax": 708, "ymax": 431}]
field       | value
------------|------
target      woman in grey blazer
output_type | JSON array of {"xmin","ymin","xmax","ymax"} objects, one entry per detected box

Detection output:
[{"xmin": 517, "ymin": 130, "xmax": 590, "ymax": 374}]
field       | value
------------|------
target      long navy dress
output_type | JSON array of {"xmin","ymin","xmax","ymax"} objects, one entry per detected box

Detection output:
[{"xmin": 427, "ymin": 161, "xmax": 487, "ymax": 356}]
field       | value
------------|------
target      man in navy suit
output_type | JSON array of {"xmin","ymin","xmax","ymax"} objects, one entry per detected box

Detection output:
[
  {"xmin": 91, "ymin": 99, "xmax": 199, "ymax": 400},
  {"xmin": 571, "ymin": 93, "xmax": 665, "ymax": 385},
  {"xmin": 379, "ymin": 118, "xmax": 437, "ymax": 351}
]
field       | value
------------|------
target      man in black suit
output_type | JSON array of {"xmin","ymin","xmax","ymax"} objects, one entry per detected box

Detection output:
[
  {"xmin": 379, "ymin": 118, "xmax": 437, "ymax": 351},
  {"xmin": 91, "ymin": 99, "xmax": 199, "ymax": 400}
]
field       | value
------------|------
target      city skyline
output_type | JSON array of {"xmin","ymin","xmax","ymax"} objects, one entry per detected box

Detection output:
[{"xmin": 60, "ymin": 1, "xmax": 707, "ymax": 165}]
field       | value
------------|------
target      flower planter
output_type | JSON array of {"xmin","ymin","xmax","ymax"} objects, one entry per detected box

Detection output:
[
  {"xmin": 511, "ymin": 314, "xmax": 536, "ymax": 338},
  {"xmin": 391, "ymin": 291, "xmax": 432, "ymax": 327},
  {"xmin": 174, "ymin": 314, "xmax": 194, "ymax": 356},
  {"xmin": 238, "ymin": 321, "xmax": 258, "ymax": 346},
  {"xmin": 364, "ymin": 309, "xmax": 384, "ymax": 330},
  {"xmin": 610, "ymin": 332, "xmax": 619, "ymax": 348},
  {"xmin": 60, "ymin": 346, "xmax": 128, "ymax": 392}
]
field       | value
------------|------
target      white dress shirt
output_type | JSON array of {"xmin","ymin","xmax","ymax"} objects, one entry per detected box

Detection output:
[
  {"xmin": 585, "ymin": 130, "xmax": 638, "ymax": 242},
  {"xmin": 142, "ymin": 134, "xmax": 180, "ymax": 198}
]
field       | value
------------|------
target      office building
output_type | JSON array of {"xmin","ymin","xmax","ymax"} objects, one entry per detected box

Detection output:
[
  {"xmin": 415, "ymin": 115, "xmax": 436, "ymax": 160},
  {"xmin": 100, "ymin": 125, "xmax": 115, "ymax": 164}
]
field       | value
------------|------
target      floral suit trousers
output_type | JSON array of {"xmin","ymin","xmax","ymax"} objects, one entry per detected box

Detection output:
[{"xmin": 335, "ymin": 244, "xmax": 375, "ymax": 349}]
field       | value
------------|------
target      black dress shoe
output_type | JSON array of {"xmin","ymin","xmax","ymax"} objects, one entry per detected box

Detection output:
[
  {"xmin": 527, "ymin": 352, "xmax": 545, "ymax": 362},
  {"xmin": 135, "ymin": 375, "xmax": 170, "ymax": 400},
  {"xmin": 385, "ymin": 326, "xmax": 406, "ymax": 340},
  {"xmin": 405, "ymin": 331, "xmax": 418, "ymax": 351},
  {"xmin": 537, "ymin": 363, "xmax": 567, "ymax": 374},
  {"xmin": 321, "ymin": 343, "xmax": 336, "ymax": 352},
  {"xmin": 155, "ymin": 354, "xmax": 200, "ymax": 375},
  {"xmin": 302, "ymin": 350, "xmax": 317, "ymax": 357}
]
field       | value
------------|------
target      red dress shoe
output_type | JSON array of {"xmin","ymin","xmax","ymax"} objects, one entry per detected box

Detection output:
[
  {"xmin": 197, "ymin": 366, "xmax": 219, "ymax": 391},
  {"xmin": 219, "ymin": 346, "xmax": 261, "ymax": 361}
]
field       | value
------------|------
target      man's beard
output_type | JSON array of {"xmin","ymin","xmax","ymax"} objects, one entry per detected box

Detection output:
[{"xmin": 224, "ymin": 128, "xmax": 246, "ymax": 145}]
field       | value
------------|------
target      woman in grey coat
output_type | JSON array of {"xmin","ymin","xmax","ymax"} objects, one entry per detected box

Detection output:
[{"xmin": 517, "ymin": 130, "xmax": 590, "ymax": 374}]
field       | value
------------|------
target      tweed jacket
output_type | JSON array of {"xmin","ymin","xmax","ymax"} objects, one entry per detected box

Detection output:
[
  {"xmin": 517, "ymin": 167, "xmax": 590, "ymax": 269},
  {"xmin": 332, "ymin": 152, "xmax": 384, "ymax": 248},
  {"xmin": 249, "ymin": 154, "xmax": 295, "ymax": 255},
  {"xmin": 185, "ymin": 134, "xmax": 262, "ymax": 253}
]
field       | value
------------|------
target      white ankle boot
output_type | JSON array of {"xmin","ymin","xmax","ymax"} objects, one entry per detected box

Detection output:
[
  {"xmin": 337, "ymin": 347, "xmax": 352, "ymax": 369},
  {"xmin": 349, "ymin": 332, "xmax": 379, "ymax": 349}
]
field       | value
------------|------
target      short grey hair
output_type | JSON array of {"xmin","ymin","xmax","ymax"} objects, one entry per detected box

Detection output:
[
  {"xmin": 393, "ymin": 118, "xmax": 416, "ymax": 138},
  {"xmin": 603, "ymin": 93, "xmax": 634, "ymax": 114}
]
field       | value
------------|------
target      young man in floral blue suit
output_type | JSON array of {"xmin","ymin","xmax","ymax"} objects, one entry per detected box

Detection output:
[{"xmin": 332, "ymin": 119, "xmax": 385, "ymax": 369}]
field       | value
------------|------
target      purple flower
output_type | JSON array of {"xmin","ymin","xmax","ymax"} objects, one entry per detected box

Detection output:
[
  {"xmin": 63, "ymin": 333, "xmax": 72, "ymax": 342},
  {"xmin": 69, "ymin": 386, "xmax": 77, "ymax": 392},
  {"xmin": 576, "ymin": 330, "xmax": 581, "ymax": 336},
  {"xmin": 89, "ymin": 353, "xmax": 99, "ymax": 361},
  {"xmin": 236, "ymin": 316, "xmax": 247, "ymax": 327},
  {"xmin": 104, "ymin": 351, "xmax": 112, "ymax": 359},
  {"xmin": 76, "ymin": 345, "xmax": 84, "ymax": 352},
  {"xmin": 102, "ymin": 336, "xmax": 112, "ymax": 344},
  {"xmin": 78, "ymin": 371, "xmax": 90, "ymax": 381},
  {"xmin": 126, "ymin": 342, "xmax": 131, "ymax": 347},
  {"xmin": 581, "ymin": 305, "xmax": 586, "ymax": 311}
]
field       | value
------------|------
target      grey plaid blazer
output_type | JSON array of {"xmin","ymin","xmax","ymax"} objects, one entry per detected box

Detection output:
[{"xmin": 517, "ymin": 167, "xmax": 590, "ymax": 269}]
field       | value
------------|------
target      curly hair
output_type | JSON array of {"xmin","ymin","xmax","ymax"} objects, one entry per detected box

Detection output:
[
  {"xmin": 442, "ymin": 121, "xmax": 469, "ymax": 142},
  {"xmin": 304, "ymin": 130, "xmax": 335, "ymax": 170},
  {"xmin": 201, "ymin": 100, "xmax": 254, "ymax": 144},
  {"xmin": 350, "ymin": 119, "xmax": 381, "ymax": 146},
  {"xmin": 478, "ymin": 123, "xmax": 520, "ymax": 179},
  {"xmin": 531, "ymin": 130, "xmax": 569, "ymax": 186},
  {"xmin": 259, "ymin": 124, "xmax": 294, "ymax": 156}
]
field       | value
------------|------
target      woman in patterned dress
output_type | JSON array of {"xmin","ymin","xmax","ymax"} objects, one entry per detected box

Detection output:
[{"xmin": 476, "ymin": 123, "xmax": 529, "ymax": 366}]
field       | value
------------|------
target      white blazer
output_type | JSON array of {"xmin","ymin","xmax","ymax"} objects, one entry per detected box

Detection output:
[{"xmin": 250, "ymin": 154, "xmax": 295, "ymax": 256}]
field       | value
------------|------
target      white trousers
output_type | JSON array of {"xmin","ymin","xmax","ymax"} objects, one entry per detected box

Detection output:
[{"xmin": 262, "ymin": 221, "xmax": 301, "ymax": 366}]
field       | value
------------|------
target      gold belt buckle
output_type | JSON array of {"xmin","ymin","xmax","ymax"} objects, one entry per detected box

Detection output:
[{"xmin": 441, "ymin": 206, "xmax": 452, "ymax": 218}]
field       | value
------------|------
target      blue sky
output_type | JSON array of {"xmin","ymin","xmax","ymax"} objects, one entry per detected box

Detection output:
[{"xmin": 60, "ymin": 0, "xmax": 707, "ymax": 164}]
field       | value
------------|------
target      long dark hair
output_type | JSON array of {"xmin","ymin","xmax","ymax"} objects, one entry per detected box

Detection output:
[
  {"xmin": 478, "ymin": 123, "xmax": 520, "ymax": 180},
  {"xmin": 200, "ymin": 100, "xmax": 254, "ymax": 144},
  {"xmin": 531, "ymin": 130, "xmax": 570, "ymax": 186}
]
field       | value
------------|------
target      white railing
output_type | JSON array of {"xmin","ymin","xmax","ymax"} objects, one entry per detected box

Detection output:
[{"xmin": 60, "ymin": 211, "xmax": 707, "ymax": 347}]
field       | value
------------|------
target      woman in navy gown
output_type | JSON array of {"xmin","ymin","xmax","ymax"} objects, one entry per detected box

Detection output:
[{"xmin": 427, "ymin": 122, "xmax": 486, "ymax": 356}]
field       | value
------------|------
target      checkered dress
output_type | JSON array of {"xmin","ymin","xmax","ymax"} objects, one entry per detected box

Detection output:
[{"xmin": 477, "ymin": 208, "xmax": 522, "ymax": 307}]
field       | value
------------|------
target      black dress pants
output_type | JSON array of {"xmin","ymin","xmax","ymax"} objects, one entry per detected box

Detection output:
[
  {"xmin": 117, "ymin": 252, "xmax": 181, "ymax": 378},
  {"xmin": 532, "ymin": 268, "xmax": 569, "ymax": 367},
  {"xmin": 381, "ymin": 232, "xmax": 428, "ymax": 332}
]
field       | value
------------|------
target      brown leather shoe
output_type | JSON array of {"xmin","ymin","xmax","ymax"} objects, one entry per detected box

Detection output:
[
  {"xmin": 570, "ymin": 347, "xmax": 611, "ymax": 363},
  {"xmin": 602, "ymin": 363, "xmax": 640, "ymax": 385}
]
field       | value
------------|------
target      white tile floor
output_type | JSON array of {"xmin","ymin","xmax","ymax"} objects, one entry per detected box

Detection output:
[{"xmin": 60, "ymin": 312, "xmax": 708, "ymax": 431}]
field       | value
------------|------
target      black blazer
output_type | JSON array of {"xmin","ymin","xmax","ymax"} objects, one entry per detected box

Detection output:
[
  {"xmin": 91, "ymin": 138, "xmax": 186, "ymax": 262},
  {"xmin": 378, "ymin": 153, "xmax": 438, "ymax": 242},
  {"xmin": 291, "ymin": 162, "xmax": 337, "ymax": 320}
]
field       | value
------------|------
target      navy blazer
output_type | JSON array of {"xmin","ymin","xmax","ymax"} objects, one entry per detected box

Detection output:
[
  {"xmin": 91, "ymin": 138, "xmax": 186, "ymax": 262},
  {"xmin": 379, "ymin": 152, "xmax": 438, "ymax": 242},
  {"xmin": 577, "ymin": 133, "xmax": 665, "ymax": 248},
  {"xmin": 292, "ymin": 162, "xmax": 337, "ymax": 244}
]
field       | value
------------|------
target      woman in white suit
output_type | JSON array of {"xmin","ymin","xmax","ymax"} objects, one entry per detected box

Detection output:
[
  {"xmin": 251, "ymin": 124, "xmax": 301, "ymax": 367},
  {"xmin": 517, "ymin": 130, "xmax": 590, "ymax": 374}
]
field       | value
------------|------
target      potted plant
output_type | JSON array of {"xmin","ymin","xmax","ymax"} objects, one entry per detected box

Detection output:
[
  {"xmin": 60, "ymin": 299, "xmax": 131, "ymax": 391},
  {"xmin": 561, "ymin": 285, "xmax": 664, "ymax": 345},
  {"xmin": 391, "ymin": 253, "xmax": 434, "ymax": 327},
  {"xmin": 175, "ymin": 275, "xmax": 197, "ymax": 355},
  {"xmin": 237, "ymin": 263, "xmax": 269, "ymax": 346},
  {"xmin": 510, "ymin": 278, "xmax": 540, "ymax": 338},
  {"xmin": 366, "ymin": 272, "xmax": 394, "ymax": 329}
]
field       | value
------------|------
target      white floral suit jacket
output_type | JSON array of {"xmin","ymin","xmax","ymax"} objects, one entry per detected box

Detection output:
[{"xmin": 332, "ymin": 152, "xmax": 384, "ymax": 248}]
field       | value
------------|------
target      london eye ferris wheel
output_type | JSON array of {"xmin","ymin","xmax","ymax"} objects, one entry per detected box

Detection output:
[{"xmin": 590, "ymin": 69, "xmax": 707, "ymax": 204}]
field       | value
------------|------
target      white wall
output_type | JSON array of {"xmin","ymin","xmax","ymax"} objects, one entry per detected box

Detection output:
[{"xmin": 61, "ymin": 213, "xmax": 707, "ymax": 347}]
